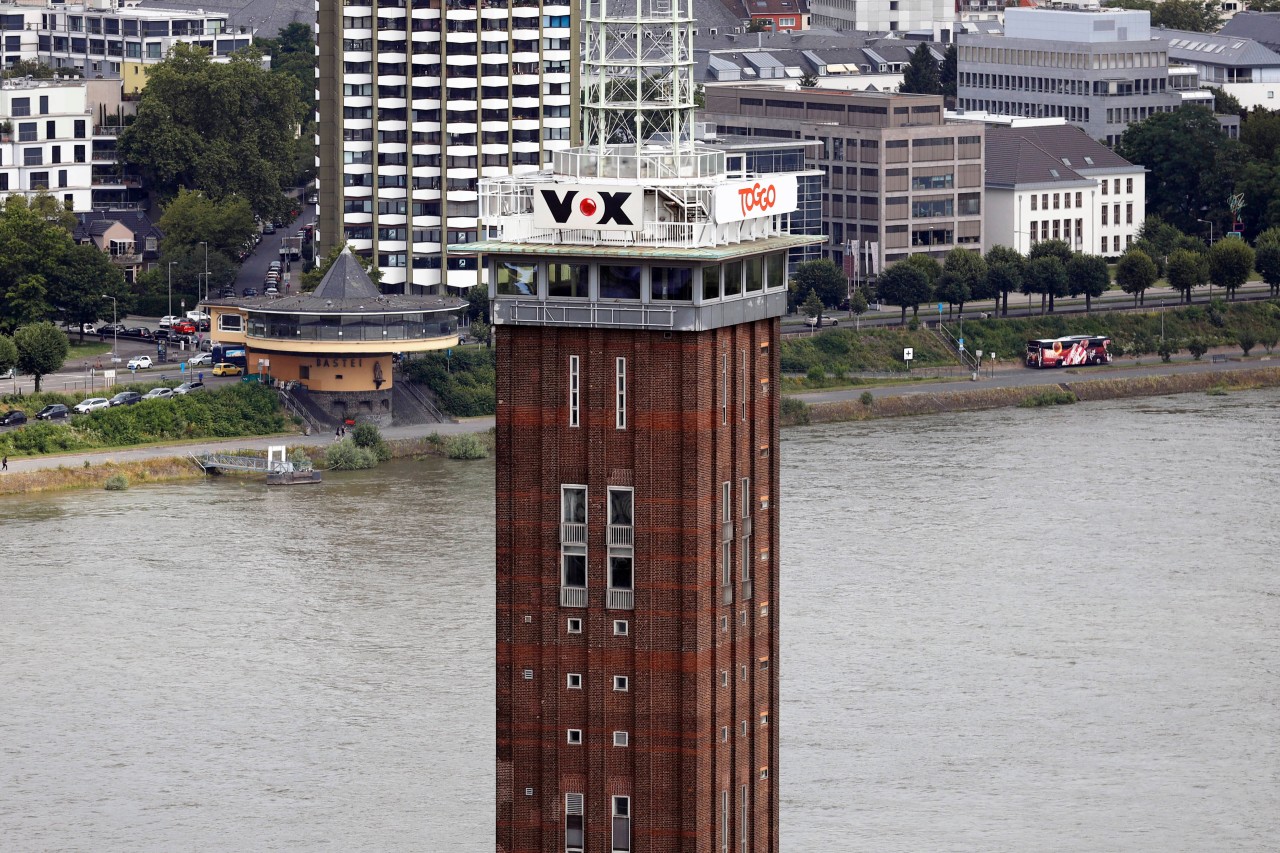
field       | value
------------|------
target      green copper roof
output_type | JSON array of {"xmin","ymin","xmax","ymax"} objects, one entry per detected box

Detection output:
[{"xmin": 450, "ymin": 233, "xmax": 823, "ymax": 261}]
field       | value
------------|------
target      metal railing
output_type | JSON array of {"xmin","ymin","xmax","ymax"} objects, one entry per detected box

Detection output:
[
  {"xmin": 607, "ymin": 524, "xmax": 633, "ymax": 548},
  {"xmin": 397, "ymin": 377, "xmax": 450, "ymax": 423},
  {"xmin": 561, "ymin": 522, "xmax": 587, "ymax": 545},
  {"xmin": 508, "ymin": 300, "xmax": 677, "ymax": 329},
  {"xmin": 936, "ymin": 321, "xmax": 981, "ymax": 371},
  {"xmin": 278, "ymin": 388, "xmax": 325, "ymax": 435},
  {"xmin": 560, "ymin": 586, "xmax": 587, "ymax": 608},
  {"xmin": 606, "ymin": 588, "xmax": 634, "ymax": 610}
]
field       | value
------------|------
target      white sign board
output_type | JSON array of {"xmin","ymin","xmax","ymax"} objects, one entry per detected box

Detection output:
[
  {"xmin": 713, "ymin": 175, "xmax": 799, "ymax": 223},
  {"xmin": 103, "ymin": 369, "xmax": 116, "ymax": 384},
  {"xmin": 532, "ymin": 184, "xmax": 644, "ymax": 231},
  {"xmin": 903, "ymin": 348, "xmax": 914, "ymax": 361}
]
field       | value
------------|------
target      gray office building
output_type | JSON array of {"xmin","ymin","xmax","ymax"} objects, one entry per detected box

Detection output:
[{"xmin": 957, "ymin": 7, "xmax": 1182, "ymax": 145}]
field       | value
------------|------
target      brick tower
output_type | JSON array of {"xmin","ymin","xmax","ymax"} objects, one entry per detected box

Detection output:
[{"xmin": 462, "ymin": 2, "xmax": 818, "ymax": 849}]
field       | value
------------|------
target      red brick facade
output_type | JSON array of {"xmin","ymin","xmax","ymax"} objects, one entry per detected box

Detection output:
[{"xmin": 496, "ymin": 319, "xmax": 781, "ymax": 852}]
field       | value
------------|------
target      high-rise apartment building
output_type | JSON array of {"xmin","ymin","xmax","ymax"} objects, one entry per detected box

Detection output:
[
  {"xmin": 702, "ymin": 86, "xmax": 985, "ymax": 274},
  {"xmin": 315, "ymin": 0, "xmax": 574, "ymax": 295},
  {"xmin": 465, "ymin": 0, "xmax": 817, "ymax": 848},
  {"xmin": 957, "ymin": 7, "xmax": 1182, "ymax": 145},
  {"xmin": 809, "ymin": 0, "xmax": 955, "ymax": 37}
]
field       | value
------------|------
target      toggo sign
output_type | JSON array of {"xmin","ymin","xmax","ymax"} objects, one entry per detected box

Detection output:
[{"xmin": 532, "ymin": 175, "xmax": 799, "ymax": 231}]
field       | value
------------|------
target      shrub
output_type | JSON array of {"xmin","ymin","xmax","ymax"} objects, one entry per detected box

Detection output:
[
  {"xmin": 806, "ymin": 365, "xmax": 825, "ymax": 383},
  {"xmin": 324, "ymin": 439, "xmax": 378, "ymax": 470},
  {"xmin": 104, "ymin": 474, "xmax": 129, "ymax": 490},
  {"xmin": 351, "ymin": 421, "xmax": 392, "ymax": 461},
  {"xmin": 859, "ymin": 391, "xmax": 874, "ymax": 406},
  {"xmin": 1237, "ymin": 328, "xmax": 1257, "ymax": 355},
  {"xmin": 443, "ymin": 433, "xmax": 488, "ymax": 459},
  {"xmin": 780, "ymin": 396, "xmax": 810, "ymax": 425},
  {"xmin": 1156, "ymin": 338, "xmax": 1179, "ymax": 363},
  {"xmin": 1187, "ymin": 337, "xmax": 1209, "ymax": 360},
  {"xmin": 1018, "ymin": 388, "xmax": 1077, "ymax": 407}
]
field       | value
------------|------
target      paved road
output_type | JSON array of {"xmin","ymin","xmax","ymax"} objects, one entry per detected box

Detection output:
[
  {"xmin": 792, "ymin": 348, "xmax": 1278, "ymax": 405},
  {"xmin": 0, "ymin": 416, "xmax": 495, "ymax": 476},
  {"xmin": 234, "ymin": 196, "xmax": 318, "ymax": 297}
]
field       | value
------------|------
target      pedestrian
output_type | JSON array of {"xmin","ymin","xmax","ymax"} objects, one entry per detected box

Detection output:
[
  {"xmin": 335, "ymin": 425, "xmax": 342, "ymax": 441},
  {"xmin": 2, "ymin": 456, "xmax": 7, "ymax": 472}
]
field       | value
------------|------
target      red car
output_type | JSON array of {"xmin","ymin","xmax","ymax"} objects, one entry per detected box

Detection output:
[{"xmin": 172, "ymin": 320, "xmax": 197, "ymax": 335}]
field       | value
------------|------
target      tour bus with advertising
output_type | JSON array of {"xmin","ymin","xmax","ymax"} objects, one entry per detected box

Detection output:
[{"xmin": 1026, "ymin": 334, "xmax": 1113, "ymax": 368}]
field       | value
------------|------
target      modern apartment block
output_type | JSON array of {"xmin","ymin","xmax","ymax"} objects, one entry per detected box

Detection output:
[
  {"xmin": 702, "ymin": 86, "xmax": 984, "ymax": 274},
  {"xmin": 957, "ymin": 7, "xmax": 1182, "ymax": 145},
  {"xmin": 809, "ymin": 0, "xmax": 955, "ymax": 37},
  {"xmin": 315, "ymin": 0, "xmax": 575, "ymax": 295},
  {"xmin": 0, "ymin": 1, "xmax": 252, "ymax": 92},
  {"xmin": 981, "ymin": 120, "xmax": 1145, "ymax": 256}
]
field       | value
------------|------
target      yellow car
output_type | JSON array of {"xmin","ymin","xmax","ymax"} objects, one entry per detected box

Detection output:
[{"xmin": 212, "ymin": 362, "xmax": 244, "ymax": 376}]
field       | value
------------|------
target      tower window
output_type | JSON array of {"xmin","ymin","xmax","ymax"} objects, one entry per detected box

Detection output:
[
  {"xmin": 567, "ymin": 673, "xmax": 582, "ymax": 689},
  {"xmin": 567, "ymin": 729, "xmax": 582, "ymax": 744},
  {"xmin": 613, "ymin": 731, "xmax": 629, "ymax": 747},
  {"xmin": 612, "ymin": 795, "xmax": 631, "ymax": 853},
  {"xmin": 613, "ymin": 619, "xmax": 629, "ymax": 636},
  {"xmin": 615, "ymin": 357, "xmax": 627, "ymax": 429},
  {"xmin": 613, "ymin": 675, "xmax": 629, "ymax": 691},
  {"xmin": 721, "ymin": 353, "xmax": 728, "ymax": 424},
  {"xmin": 566, "ymin": 793, "xmax": 584, "ymax": 853},
  {"xmin": 569, "ymin": 355, "xmax": 579, "ymax": 427},
  {"xmin": 567, "ymin": 618, "xmax": 582, "ymax": 634}
]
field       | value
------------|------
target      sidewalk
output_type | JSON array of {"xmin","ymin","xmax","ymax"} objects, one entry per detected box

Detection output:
[{"xmin": 0, "ymin": 417, "xmax": 494, "ymax": 476}]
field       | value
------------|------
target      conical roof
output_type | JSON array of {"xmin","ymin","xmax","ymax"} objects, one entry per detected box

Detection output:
[{"xmin": 312, "ymin": 248, "xmax": 382, "ymax": 301}]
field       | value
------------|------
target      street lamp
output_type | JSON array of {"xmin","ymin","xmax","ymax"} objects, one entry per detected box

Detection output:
[
  {"xmin": 199, "ymin": 241, "xmax": 209, "ymax": 304},
  {"xmin": 102, "ymin": 294, "xmax": 117, "ymax": 363},
  {"xmin": 1197, "ymin": 219, "xmax": 1215, "ymax": 302},
  {"xmin": 167, "ymin": 260, "xmax": 177, "ymax": 319}
]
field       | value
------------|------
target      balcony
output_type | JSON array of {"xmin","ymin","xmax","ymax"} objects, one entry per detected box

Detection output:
[
  {"xmin": 607, "ymin": 524, "xmax": 633, "ymax": 548},
  {"xmin": 606, "ymin": 588, "xmax": 633, "ymax": 610},
  {"xmin": 561, "ymin": 521, "xmax": 586, "ymax": 545},
  {"xmin": 560, "ymin": 586, "xmax": 587, "ymax": 608}
]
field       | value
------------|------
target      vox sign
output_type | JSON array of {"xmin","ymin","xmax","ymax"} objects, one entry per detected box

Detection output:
[
  {"xmin": 713, "ymin": 175, "xmax": 799, "ymax": 223},
  {"xmin": 533, "ymin": 184, "xmax": 644, "ymax": 231}
]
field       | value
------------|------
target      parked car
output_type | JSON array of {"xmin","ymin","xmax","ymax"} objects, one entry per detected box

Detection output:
[
  {"xmin": 306, "ymin": 193, "xmax": 318, "ymax": 204},
  {"xmin": 263, "ymin": 223, "xmax": 276, "ymax": 234},
  {"xmin": 73, "ymin": 398, "xmax": 111, "ymax": 414},
  {"xmin": 804, "ymin": 316, "xmax": 838, "ymax": 328},
  {"xmin": 219, "ymin": 288, "xmax": 237, "ymax": 299},
  {"xmin": 212, "ymin": 362, "xmax": 243, "ymax": 376},
  {"xmin": 143, "ymin": 387, "xmax": 174, "ymax": 400},
  {"xmin": 268, "ymin": 261, "xmax": 282, "ymax": 271},
  {"xmin": 172, "ymin": 321, "xmax": 196, "ymax": 335},
  {"xmin": 265, "ymin": 286, "xmax": 279, "ymax": 297},
  {"xmin": 173, "ymin": 381, "xmax": 204, "ymax": 395},
  {"xmin": 197, "ymin": 319, "xmax": 210, "ymax": 332},
  {"xmin": 186, "ymin": 310, "xmax": 210, "ymax": 322},
  {"xmin": 1, "ymin": 409, "xmax": 27, "ymax": 425},
  {"xmin": 159, "ymin": 315, "xmax": 181, "ymax": 329},
  {"xmin": 126, "ymin": 326, "xmax": 153, "ymax": 339},
  {"xmin": 109, "ymin": 391, "xmax": 143, "ymax": 407},
  {"xmin": 1, "ymin": 367, "xmax": 16, "ymax": 380},
  {"xmin": 97, "ymin": 323, "xmax": 126, "ymax": 336},
  {"xmin": 78, "ymin": 323, "xmax": 97, "ymax": 334},
  {"xmin": 188, "ymin": 352, "xmax": 213, "ymax": 367},
  {"xmin": 35, "ymin": 404, "xmax": 70, "ymax": 420},
  {"xmin": 153, "ymin": 329, "xmax": 172, "ymax": 341},
  {"xmin": 127, "ymin": 355, "xmax": 153, "ymax": 370},
  {"xmin": 242, "ymin": 287, "xmax": 258, "ymax": 297}
]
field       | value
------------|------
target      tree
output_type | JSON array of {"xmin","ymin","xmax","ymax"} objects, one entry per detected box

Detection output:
[
  {"xmin": 1150, "ymin": 0, "xmax": 1222, "ymax": 32},
  {"xmin": 798, "ymin": 73, "xmax": 818, "ymax": 89},
  {"xmin": 877, "ymin": 262, "xmax": 931, "ymax": 325},
  {"xmin": 900, "ymin": 44, "xmax": 941, "ymax": 96},
  {"xmin": 984, "ymin": 245, "xmax": 1024, "ymax": 316},
  {"xmin": 1029, "ymin": 239, "xmax": 1072, "ymax": 311},
  {"xmin": 848, "ymin": 287, "xmax": 868, "ymax": 329},
  {"xmin": 901, "ymin": 253, "xmax": 941, "ymax": 293},
  {"xmin": 13, "ymin": 321, "xmax": 69, "ymax": 392},
  {"xmin": 466, "ymin": 284, "xmax": 490, "ymax": 322},
  {"xmin": 1116, "ymin": 107, "xmax": 1226, "ymax": 232},
  {"xmin": 792, "ymin": 259, "xmax": 847, "ymax": 309},
  {"xmin": 747, "ymin": 18, "xmax": 771, "ymax": 32},
  {"xmin": 1210, "ymin": 86, "xmax": 1244, "ymax": 118},
  {"xmin": 49, "ymin": 244, "xmax": 129, "ymax": 340},
  {"xmin": 1254, "ymin": 227, "xmax": 1280, "ymax": 297},
  {"xmin": 1208, "ymin": 238, "xmax": 1255, "ymax": 300},
  {"xmin": 1023, "ymin": 256, "xmax": 1067, "ymax": 314},
  {"xmin": 2, "ymin": 60, "xmax": 59, "ymax": 80},
  {"xmin": 940, "ymin": 43, "xmax": 958, "ymax": 101},
  {"xmin": 0, "ymin": 195, "xmax": 80, "ymax": 333},
  {"xmin": 1240, "ymin": 108, "xmax": 1280, "ymax": 162},
  {"xmin": 936, "ymin": 248, "xmax": 986, "ymax": 317},
  {"xmin": 0, "ymin": 334, "xmax": 16, "ymax": 376},
  {"xmin": 119, "ymin": 44, "xmax": 305, "ymax": 219},
  {"xmin": 1165, "ymin": 248, "xmax": 1208, "ymax": 303},
  {"xmin": 468, "ymin": 317, "xmax": 492, "ymax": 347},
  {"xmin": 1115, "ymin": 248, "xmax": 1158, "ymax": 307},
  {"xmin": 801, "ymin": 289, "xmax": 825, "ymax": 329},
  {"xmin": 1187, "ymin": 337, "xmax": 1209, "ymax": 360},
  {"xmin": 1066, "ymin": 253, "xmax": 1110, "ymax": 313},
  {"xmin": 157, "ymin": 188, "xmax": 256, "ymax": 260}
]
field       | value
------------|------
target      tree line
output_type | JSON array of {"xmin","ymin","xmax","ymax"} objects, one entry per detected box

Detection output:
[{"xmin": 791, "ymin": 218, "xmax": 1278, "ymax": 327}]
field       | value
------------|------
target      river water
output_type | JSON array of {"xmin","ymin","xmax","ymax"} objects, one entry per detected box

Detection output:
[{"xmin": 2, "ymin": 391, "xmax": 1278, "ymax": 852}]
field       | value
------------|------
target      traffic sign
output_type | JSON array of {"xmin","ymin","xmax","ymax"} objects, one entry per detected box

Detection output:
[
  {"xmin": 903, "ymin": 347, "xmax": 914, "ymax": 361},
  {"xmin": 937, "ymin": 302, "xmax": 944, "ymax": 314},
  {"xmin": 958, "ymin": 338, "xmax": 965, "ymax": 351}
]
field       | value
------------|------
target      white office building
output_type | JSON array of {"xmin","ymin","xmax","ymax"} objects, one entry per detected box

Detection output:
[
  {"xmin": 0, "ymin": 77, "xmax": 97, "ymax": 211},
  {"xmin": 315, "ymin": 0, "xmax": 575, "ymax": 294},
  {"xmin": 809, "ymin": 0, "xmax": 956, "ymax": 38}
]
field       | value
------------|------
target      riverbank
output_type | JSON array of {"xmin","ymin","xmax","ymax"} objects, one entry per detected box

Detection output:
[
  {"xmin": 782, "ymin": 365, "xmax": 1280, "ymax": 427},
  {"xmin": 4, "ymin": 363, "xmax": 1278, "ymax": 495}
]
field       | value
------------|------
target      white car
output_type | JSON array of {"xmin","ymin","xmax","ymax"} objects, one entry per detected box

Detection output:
[
  {"xmin": 188, "ymin": 352, "xmax": 213, "ymax": 367},
  {"xmin": 73, "ymin": 397, "xmax": 110, "ymax": 414},
  {"xmin": 185, "ymin": 310, "xmax": 210, "ymax": 323},
  {"xmin": 804, "ymin": 316, "xmax": 838, "ymax": 328},
  {"xmin": 127, "ymin": 355, "xmax": 153, "ymax": 370},
  {"xmin": 159, "ymin": 315, "xmax": 180, "ymax": 329},
  {"xmin": 143, "ymin": 387, "xmax": 174, "ymax": 400},
  {"xmin": 1, "ymin": 367, "xmax": 15, "ymax": 379}
]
